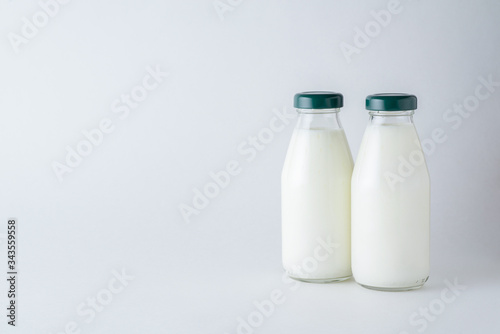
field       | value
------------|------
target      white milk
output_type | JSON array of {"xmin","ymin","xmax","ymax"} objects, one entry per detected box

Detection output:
[
  {"xmin": 352, "ymin": 123, "xmax": 430, "ymax": 290},
  {"xmin": 282, "ymin": 128, "xmax": 353, "ymax": 281}
]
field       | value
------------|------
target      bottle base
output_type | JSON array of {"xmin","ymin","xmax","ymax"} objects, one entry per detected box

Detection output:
[
  {"xmin": 288, "ymin": 275, "xmax": 352, "ymax": 284},
  {"xmin": 357, "ymin": 280, "xmax": 427, "ymax": 292},
  {"xmin": 354, "ymin": 276, "xmax": 429, "ymax": 292}
]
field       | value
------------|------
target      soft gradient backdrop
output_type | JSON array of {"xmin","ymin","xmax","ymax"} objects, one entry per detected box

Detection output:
[{"xmin": 0, "ymin": 0, "xmax": 499, "ymax": 333}]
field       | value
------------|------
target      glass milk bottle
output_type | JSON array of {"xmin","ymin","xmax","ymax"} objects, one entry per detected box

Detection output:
[
  {"xmin": 282, "ymin": 91, "xmax": 353, "ymax": 283},
  {"xmin": 352, "ymin": 94, "xmax": 430, "ymax": 291}
]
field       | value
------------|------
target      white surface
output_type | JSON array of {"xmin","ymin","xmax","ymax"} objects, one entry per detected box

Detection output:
[{"xmin": 0, "ymin": 0, "xmax": 499, "ymax": 333}]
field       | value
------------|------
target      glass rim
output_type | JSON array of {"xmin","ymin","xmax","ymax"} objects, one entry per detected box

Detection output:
[
  {"xmin": 296, "ymin": 108, "xmax": 341, "ymax": 114},
  {"xmin": 368, "ymin": 110, "xmax": 415, "ymax": 116}
]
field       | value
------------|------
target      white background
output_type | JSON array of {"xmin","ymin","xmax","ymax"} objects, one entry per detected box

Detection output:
[{"xmin": 0, "ymin": 0, "xmax": 499, "ymax": 333}]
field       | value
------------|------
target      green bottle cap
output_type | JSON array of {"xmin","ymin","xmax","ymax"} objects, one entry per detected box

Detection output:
[
  {"xmin": 294, "ymin": 91, "xmax": 344, "ymax": 109},
  {"xmin": 366, "ymin": 93, "xmax": 417, "ymax": 111}
]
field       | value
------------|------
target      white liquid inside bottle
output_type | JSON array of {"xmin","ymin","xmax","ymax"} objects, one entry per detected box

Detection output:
[
  {"xmin": 282, "ymin": 109, "xmax": 353, "ymax": 282},
  {"xmin": 352, "ymin": 111, "xmax": 430, "ymax": 291}
]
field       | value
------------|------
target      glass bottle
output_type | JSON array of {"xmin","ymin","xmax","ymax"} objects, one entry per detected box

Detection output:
[
  {"xmin": 351, "ymin": 93, "xmax": 430, "ymax": 291},
  {"xmin": 282, "ymin": 91, "xmax": 353, "ymax": 283}
]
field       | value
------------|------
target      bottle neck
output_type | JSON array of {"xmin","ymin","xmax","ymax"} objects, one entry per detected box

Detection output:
[
  {"xmin": 368, "ymin": 110, "xmax": 415, "ymax": 125},
  {"xmin": 296, "ymin": 108, "xmax": 342, "ymax": 130}
]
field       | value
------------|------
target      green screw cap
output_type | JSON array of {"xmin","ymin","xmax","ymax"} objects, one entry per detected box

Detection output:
[
  {"xmin": 366, "ymin": 93, "xmax": 417, "ymax": 111},
  {"xmin": 294, "ymin": 91, "xmax": 344, "ymax": 109}
]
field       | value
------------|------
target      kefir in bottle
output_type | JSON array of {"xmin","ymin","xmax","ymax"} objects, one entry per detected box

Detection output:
[
  {"xmin": 282, "ymin": 91, "xmax": 353, "ymax": 283},
  {"xmin": 352, "ymin": 94, "xmax": 430, "ymax": 291}
]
